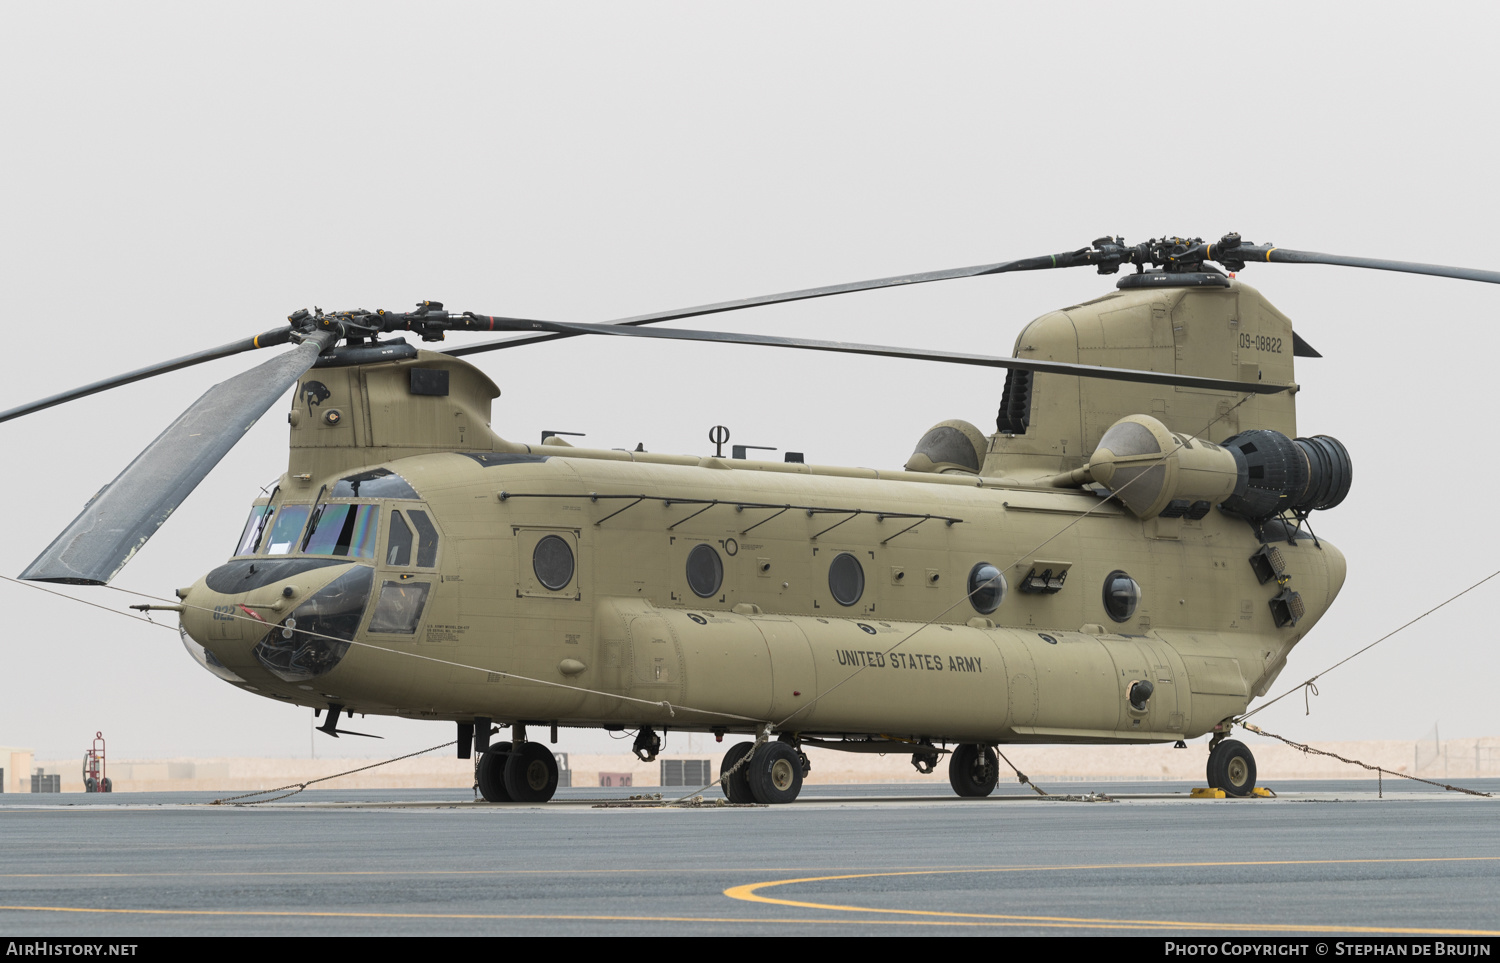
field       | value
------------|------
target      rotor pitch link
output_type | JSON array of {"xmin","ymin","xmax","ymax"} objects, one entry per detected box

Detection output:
[{"xmin": 464, "ymin": 316, "xmax": 1288, "ymax": 395}]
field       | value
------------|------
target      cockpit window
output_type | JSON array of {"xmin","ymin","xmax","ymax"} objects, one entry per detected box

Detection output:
[
  {"xmin": 368, "ymin": 580, "xmax": 430, "ymax": 634},
  {"xmin": 235, "ymin": 504, "xmax": 274, "ymax": 556},
  {"xmin": 266, "ymin": 505, "xmax": 312, "ymax": 556},
  {"xmin": 332, "ymin": 468, "xmax": 419, "ymax": 500},
  {"xmin": 384, "ymin": 510, "xmax": 439, "ymax": 568},
  {"xmin": 407, "ymin": 509, "xmax": 440, "ymax": 568},
  {"xmin": 386, "ymin": 511, "xmax": 413, "ymax": 566},
  {"xmin": 302, "ymin": 504, "xmax": 380, "ymax": 559}
]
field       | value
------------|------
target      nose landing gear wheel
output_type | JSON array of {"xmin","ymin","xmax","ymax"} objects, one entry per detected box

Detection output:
[
  {"xmin": 504, "ymin": 742, "xmax": 561, "ymax": 802},
  {"xmin": 1206, "ymin": 738, "xmax": 1257, "ymax": 797},
  {"xmin": 948, "ymin": 743, "xmax": 999, "ymax": 797},
  {"xmin": 476, "ymin": 741, "xmax": 513, "ymax": 802},
  {"xmin": 747, "ymin": 741, "xmax": 803, "ymax": 804},
  {"xmin": 720, "ymin": 741, "xmax": 756, "ymax": 803}
]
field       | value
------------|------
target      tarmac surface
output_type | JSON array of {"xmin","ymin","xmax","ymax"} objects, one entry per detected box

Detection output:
[{"xmin": 2, "ymin": 779, "xmax": 1498, "ymax": 937}]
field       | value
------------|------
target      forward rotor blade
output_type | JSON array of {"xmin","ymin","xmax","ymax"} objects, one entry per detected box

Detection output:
[
  {"xmin": 0, "ymin": 326, "xmax": 294, "ymax": 425},
  {"xmin": 1232, "ymin": 245, "xmax": 1500, "ymax": 285},
  {"xmin": 22, "ymin": 332, "xmax": 335, "ymax": 585},
  {"xmin": 444, "ymin": 251, "xmax": 1085, "ymax": 358},
  {"xmin": 485, "ymin": 317, "xmax": 1286, "ymax": 395}
]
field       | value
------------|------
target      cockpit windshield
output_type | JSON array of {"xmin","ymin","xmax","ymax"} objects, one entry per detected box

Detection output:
[
  {"xmin": 235, "ymin": 504, "xmax": 274, "ymax": 556},
  {"xmin": 237, "ymin": 496, "xmax": 396, "ymax": 560},
  {"xmin": 265, "ymin": 504, "xmax": 312, "ymax": 555},
  {"xmin": 301, "ymin": 503, "xmax": 380, "ymax": 558}
]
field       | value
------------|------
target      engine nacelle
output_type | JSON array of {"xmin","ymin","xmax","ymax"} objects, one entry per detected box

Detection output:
[
  {"xmin": 1087, "ymin": 415, "xmax": 1352, "ymax": 522},
  {"xmin": 1087, "ymin": 416, "xmax": 1240, "ymax": 520}
]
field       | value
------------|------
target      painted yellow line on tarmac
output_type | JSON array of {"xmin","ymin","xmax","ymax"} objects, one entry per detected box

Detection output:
[
  {"xmin": 725, "ymin": 857, "xmax": 1500, "ymax": 936},
  {"xmin": 0, "ymin": 866, "xmax": 873, "ymax": 880},
  {"xmin": 0, "ymin": 905, "xmax": 1214, "ymax": 929},
  {"xmin": 4, "ymin": 855, "xmax": 1497, "ymax": 882}
]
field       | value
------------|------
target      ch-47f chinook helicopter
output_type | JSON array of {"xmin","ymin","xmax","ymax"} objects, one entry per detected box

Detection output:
[{"xmin": 14, "ymin": 232, "xmax": 1494, "ymax": 805}]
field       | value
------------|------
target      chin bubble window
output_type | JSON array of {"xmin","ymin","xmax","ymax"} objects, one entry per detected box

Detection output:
[
  {"xmin": 253, "ymin": 566, "xmax": 374, "ymax": 683},
  {"xmin": 1103, "ymin": 570, "xmax": 1141, "ymax": 623}
]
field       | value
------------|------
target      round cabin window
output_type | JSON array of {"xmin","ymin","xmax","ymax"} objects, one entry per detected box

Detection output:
[
  {"xmin": 968, "ymin": 562, "xmax": 1007, "ymax": 614},
  {"xmin": 1103, "ymin": 570, "xmax": 1141, "ymax": 623},
  {"xmin": 686, "ymin": 543, "xmax": 723, "ymax": 599},
  {"xmin": 828, "ymin": 552, "xmax": 865, "ymax": 607},
  {"xmin": 532, "ymin": 535, "xmax": 575, "ymax": 591}
]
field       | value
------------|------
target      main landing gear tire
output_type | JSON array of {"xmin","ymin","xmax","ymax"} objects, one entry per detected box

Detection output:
[
  {"xmin": 949, "ymin": 743, "xmax": 999, "ymax": 798},
  {"xmin": 504, "ymin": 742, "xmax": 560, "ymax": 803},
  {"xmin": 720, "ymin": 741, "xmax": 756, "ymax": 803},
  {"xmin": 477, "ymin": 741, "xmax": 513, "ymax": 803},
  {"xmin": 747, "ymin": 741, "xmax": 803, "ymax": 805},
  {"xmin": 1206, "ymin": 739, "xmax": 1257, "ymax": 797}
]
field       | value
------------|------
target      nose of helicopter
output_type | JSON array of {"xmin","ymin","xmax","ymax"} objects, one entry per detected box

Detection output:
[{"xmin": 179, "ymin": 559, "xmax": 374, "ymax": 684}]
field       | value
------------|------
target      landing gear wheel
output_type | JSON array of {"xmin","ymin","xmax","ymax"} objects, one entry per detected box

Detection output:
[
  {"xmin": 1206, "ymin": 739, "xmax": 1257, "ymax": 797},
  {"xmin": 101, "ymin": 778, "xmax": 112, "ymax": 793},
  {"xmin": 476, "ymin": 742, "xmax": 513, "ymax": 802},
  {"xmin": 747, "ymin": 740, "xmax": 804, "ymax": 805},
  {"xmin": 84, "ymin": 777, "xmax": 97, "ymax": 793},
  {"xmin": 504, "ymin": 742, "xmax": 560, "ymax": 802},
  {"xmin": 720, "ymin": 742, "xmax": 756, "ymax": 803},
  {"xmin": 948, "ymin": 744, "xmax": 999, "ymax": 798}
]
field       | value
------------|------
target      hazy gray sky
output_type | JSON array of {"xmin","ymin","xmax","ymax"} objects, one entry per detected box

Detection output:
[{"xmin": 2, "ymin": 3, "xmax": 1496, "ymax": 763}]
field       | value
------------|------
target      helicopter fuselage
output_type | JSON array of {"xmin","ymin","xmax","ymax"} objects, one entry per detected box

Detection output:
[{"xmin": 180, "ymin": 433, "xmax": 1344, "ymax": 746}]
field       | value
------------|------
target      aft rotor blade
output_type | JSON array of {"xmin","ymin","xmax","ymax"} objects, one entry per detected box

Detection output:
[
  {"xmin": 444, "ymin": 251, "xmax": 1087, "ymax": 358},
  {"xmin": 0, "ymin": 326, "xmax": 294, "ymax": 425},
  {"xmin": 1232, "ymin": 245, "xmax": 1500, "ymax": 285},
  {"xmin": 484, "ymin": 317, "xmax": 1286, "ymax": 395},
  {"xmin": 21, "ymin": 333, "xmax": 335, "ymax": 585}
]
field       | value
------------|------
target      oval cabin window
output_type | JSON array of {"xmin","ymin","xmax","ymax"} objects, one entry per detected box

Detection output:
[
  {"xmin": 686, "ymin": 543, "xmax": 723, "ymax": 599},
  {"xmin": 828, "ymin": 552, "xmax": 865, "ymax": 607}
]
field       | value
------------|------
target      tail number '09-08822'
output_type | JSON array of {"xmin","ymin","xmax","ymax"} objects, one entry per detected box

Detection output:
[{"xmin": 1238, "ymin": 333, "xmax": 1282, "ymax": 353}]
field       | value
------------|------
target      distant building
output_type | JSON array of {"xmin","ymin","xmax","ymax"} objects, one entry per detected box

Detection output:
[{"xmin": 0, "ymin": 746, "xmax": 36, "ymax": 794}]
